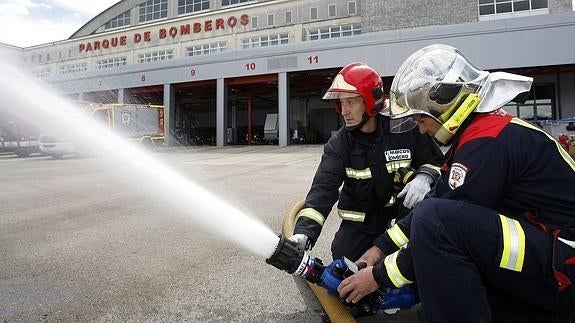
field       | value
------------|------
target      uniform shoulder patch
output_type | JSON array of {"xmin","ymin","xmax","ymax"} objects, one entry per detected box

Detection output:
[{"xmin": 448, "ymin": 163, "xmax": 468, "ymax": 189}]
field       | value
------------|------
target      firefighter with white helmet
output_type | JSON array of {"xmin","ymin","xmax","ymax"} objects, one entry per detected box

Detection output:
[
  {"xmin": 338, "ymin": 44, "xmax": 575, "ymax": 322},
  {"xmin": 288, "ymin": 62, "xmax": 444, "ymax": 281}
]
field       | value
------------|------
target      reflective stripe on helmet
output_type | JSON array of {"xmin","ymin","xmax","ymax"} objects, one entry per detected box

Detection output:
[
  {"xmin": 296, "ymin": 208, "xmax": 325, "ymax": 226},
  {"xmin": 387, "ymin": 224, "xmax": 409, "ymax": 248},
  {"xmin": 498, "ymin": 214, "xmax": 525, "ymax": 272},
  {"xmin": 337, "ymin": 208, "xmax": 366, "ymax": 222},
  {"xmin": 385, "ymin": 250, "xmax": 413, "ymax": 288},
  {"xmin": 345, "ymin": 167, "xmax": 372, "ymax": 179}
]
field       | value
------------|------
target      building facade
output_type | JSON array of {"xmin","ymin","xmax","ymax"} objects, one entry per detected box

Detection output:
[{"xmin": 4, "ymin": 0, "xmax": 575, "ymax": 146}]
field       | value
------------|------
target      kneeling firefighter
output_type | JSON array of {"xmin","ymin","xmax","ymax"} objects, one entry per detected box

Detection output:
[{"xmin": 335, "ymin": 44, "xmax": 575, "ymax": 322}]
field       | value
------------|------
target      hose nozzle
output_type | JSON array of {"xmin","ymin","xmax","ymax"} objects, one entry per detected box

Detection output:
[{"xmin": 266, "ymin": 235, "xmax": 324, "ymax": 282}]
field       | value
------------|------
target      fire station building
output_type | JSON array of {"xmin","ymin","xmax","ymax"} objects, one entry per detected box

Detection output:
[{"xmin": 8, "ymin": 0, "xmax": 575, "ymax": 146}]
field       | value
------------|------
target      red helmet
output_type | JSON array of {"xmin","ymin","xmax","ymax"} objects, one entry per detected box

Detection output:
[{"xmin": 323, "ymin": 62, "xmax": 385, "ymax": 117}]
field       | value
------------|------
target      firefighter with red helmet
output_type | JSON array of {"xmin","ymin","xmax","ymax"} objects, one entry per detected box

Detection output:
[
  {"xmin": 338, "ymin": 45, "xmax": 575, "ymax": 322},
  {"xmin": 289, "ymin": 62, "xmax": 444, "ymax": 264}
]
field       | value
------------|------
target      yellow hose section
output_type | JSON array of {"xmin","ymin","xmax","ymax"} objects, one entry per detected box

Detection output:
[{"xmin": 282, "ymin": 201, "xmax": 357, "ymax": 323}]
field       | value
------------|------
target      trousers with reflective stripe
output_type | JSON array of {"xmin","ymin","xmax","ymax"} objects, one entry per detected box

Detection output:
[{"xmin": 406, "ymin": 198, "xmax": 575, "ymax": 323}]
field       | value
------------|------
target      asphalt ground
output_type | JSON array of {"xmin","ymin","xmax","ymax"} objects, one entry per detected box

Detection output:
[{"xmin": 0, "ymin": 146, "xmax": 423, "ymax": 322}]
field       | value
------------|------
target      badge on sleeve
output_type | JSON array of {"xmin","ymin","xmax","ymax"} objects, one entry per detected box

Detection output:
[{"xmin": 448, "ymin": 163, "xmax": 468, "ymax": 189}]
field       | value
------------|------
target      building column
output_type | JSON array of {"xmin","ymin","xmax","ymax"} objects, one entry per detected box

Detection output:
[
  {"xmin": 163, "ymin": 83, "xmax": 175, "ymax": 147},
  {"xmin": 118, "ymin": 88, "xmax": 125, "ymax": 104},
  {"xmin": 278, "ymin": 72, "xmax": 288, "ymax": 147},
  {"xmin": 216, "ymin": 78, "xmax": 226, "ymax": 147}
]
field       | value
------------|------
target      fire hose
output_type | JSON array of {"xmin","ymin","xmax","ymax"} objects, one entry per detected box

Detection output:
[{"xmin": 273, "ymin": 201, "xmax": 418, "ymax": 322}]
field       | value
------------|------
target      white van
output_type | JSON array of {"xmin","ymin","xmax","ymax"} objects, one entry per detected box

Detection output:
[{"xmin": 38, "ymin": 133, "xmax": 77, "ymax": 159}]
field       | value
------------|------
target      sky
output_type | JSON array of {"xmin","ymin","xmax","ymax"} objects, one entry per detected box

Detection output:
[
  {"xmin": 0, "ymin": 0, "xmax": 574, "ymax": 48},
  {"xmin": 0, "ymin": 0, "xmax": 121, "ymax": 47}
]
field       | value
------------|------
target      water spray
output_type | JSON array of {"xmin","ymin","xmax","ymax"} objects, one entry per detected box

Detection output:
[{"xmin": 0, "ymin": 51, "xmax": 280, "ymax": 260}]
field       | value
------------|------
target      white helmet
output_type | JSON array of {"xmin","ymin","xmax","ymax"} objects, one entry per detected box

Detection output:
[{"xmin": 387, "ymin": 44, "xmax": 532, "ymax": 141}]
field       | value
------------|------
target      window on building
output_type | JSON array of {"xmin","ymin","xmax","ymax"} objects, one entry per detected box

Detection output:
[
  {"xmin": 105, "ymin": 10, "xmax": 131, "ymax": 30},
  {"xmin": 328, "ymin": 4, "xmax": 337, "ymax": 17},
  {"xmin": 285, "ymin": 11, "xmax": 292, "ymax": 24},
  {"xmin": 310, "ymin": 7, "xmax": 318, "ymax": 20},
  {"xmin": 186, "ymin": 42, "xmax": 228, "ymax": 56},
  {"xmin": 241, "ymin": 33, "xmax": 289, "ymax": 49},
  {"xmin": 137, "ymin": 49, "xmax": 174, "ymax": 64},
  {"xmin": 222, "ymin": 0, "xmax": 251, "ymax": 6},
  {"xmin": 139, "ymin": 0, "xmax": 168, "ymax": 23},
  {"xmin": 178, "ymin": 0, "xmax": 209, "ymax": 15},
  {"xmin": 59, "ymin": 63, "xmax": 88, "ymax": 75},
  {"xmin": 96, "ymin": 57, "xmax": 128, "ymax": 69},
  {"xmin": 479, "ymin": 0, "xmax": 548, "ymax": 19},
  {"xmin": 46, "ymin": 53, "xmax": 50, "ymax": 62},
  {"xmin": 38, "ymin": 54, "xmax": 42, "ymax": 63},
  {"xmin": 503, "ymin": 84, "xmax": 554, "ymax": 121},
  {"xmin": 251, "ymin": 16, "xmax": 258, "ymax": 28},
  {"xmin": 348, "ymin": 1, "xmax": 357, "ymax": 15},
  {"xmin": 307, "ymin": 23, "xmax": 361, "ymax": 41},
  {"xmin": 267, "ymin": 13, "xmax": 274, "ymax": 26},
  {"xmin": 32, "ymin": 68, "xmax": 51, "ymax": 79}
]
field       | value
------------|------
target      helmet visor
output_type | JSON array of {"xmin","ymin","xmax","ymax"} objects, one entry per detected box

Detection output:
[
  {"xmin": 389, "ymin": 44, "xmax": 487, "ymax": 119},
  {"xmin": 322, "ymin": 91, "xmax": 361, "ymax": 100}
]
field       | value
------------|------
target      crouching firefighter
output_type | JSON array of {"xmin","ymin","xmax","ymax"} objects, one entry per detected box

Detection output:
[
  {"xmin": 288, "ymin": 62, "xmax": 445, "ymax": 266},
  {"xmin": 337, "ymin": 44, "xmax": 575, "ymax": 322}
]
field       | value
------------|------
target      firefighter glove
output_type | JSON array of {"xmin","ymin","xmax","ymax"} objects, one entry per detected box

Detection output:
[
  {"xmin": 397, "ymin": 173, "xmax": 433, "ymax": 209},
  {"xmin": 288, "ymin": 234, "xmax": 311, "ymax": 250}
]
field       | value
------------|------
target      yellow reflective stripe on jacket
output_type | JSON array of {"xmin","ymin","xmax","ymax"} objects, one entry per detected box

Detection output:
[
  {"xmin": 345, "ymin": 167, "xmax": 372, "ymax": 179},
  {"xmin": 387, "ymin": 224, "xmax": 409, "ymax": 248},
  {"xmin": 296, "ymin": 208, "xmax": 325, "ymax": 226},
  {"xmin": 511, "ymin": 118, "xmax": 575, "ymax": 172},
  {"xmin": 337, "ymin": 208, "xmax": 366, "ymax": 222},
  {"xmin": 498, "ymin": 214, "xmax": 526, "ymax": 272},
  {"xmin": 386, "ymin": 160, "xmax": 412, "ymax": 173},
  {"xmin": 384, "ymin": 250, "xmax": 413, "ymax": 288}
]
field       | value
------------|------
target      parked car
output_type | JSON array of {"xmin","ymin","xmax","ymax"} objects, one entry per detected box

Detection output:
[{"xmin": 38, "ymin": 133, "xmax": 77, "ymax": 159}]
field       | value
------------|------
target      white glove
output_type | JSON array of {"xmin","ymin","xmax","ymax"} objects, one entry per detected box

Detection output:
[
  {"xmin": 288, "ymin": 234, "xmax": 311, "ymax": 250},
  {"xmin": 397, "ymin": 174, "xmax": 433, "ymax": 209}
]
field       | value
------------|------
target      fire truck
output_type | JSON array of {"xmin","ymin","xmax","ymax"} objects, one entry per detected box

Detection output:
[
  {"xmin": 90, "ymin": 103, "xmax": 166, "ymax": 146},
  {"xmin": 38, "ymin": 103, "xmax": 166, "ymax": 158}
]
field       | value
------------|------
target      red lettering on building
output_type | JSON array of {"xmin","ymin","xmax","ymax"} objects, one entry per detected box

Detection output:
[
  {"xmin": 76, "ymin": 14, "xmax": 249, "ymax": 52},
  {"xmin": 169, "ymin": 27, "xmax": 178, "ymax": 38},
  {"xmin": 204, "ymin": 20, "xmax": 213, "ymax": 32},
  {"xmin": 215, "ymin": 18, "xmax": 224, "ymax": 30},
  {"xmin": 240, "ymin": 14, "xmax": 249, "ymax": 25},
  {"xmin": 227, "ymin": 16, "xmax": 237, "ymax": 28},
  {"xmin": 180, "ymin": 24, "xmax": 190, "ymax": 35}
]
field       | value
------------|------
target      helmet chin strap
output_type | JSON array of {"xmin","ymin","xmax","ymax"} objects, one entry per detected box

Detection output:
[
  {"xmin": 434, "ymin": 93, "xmax": 481, "ymax": 144},
  {"xmin": 345, "ymin": 113, "xmax": 370, "ymax": 132}
]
